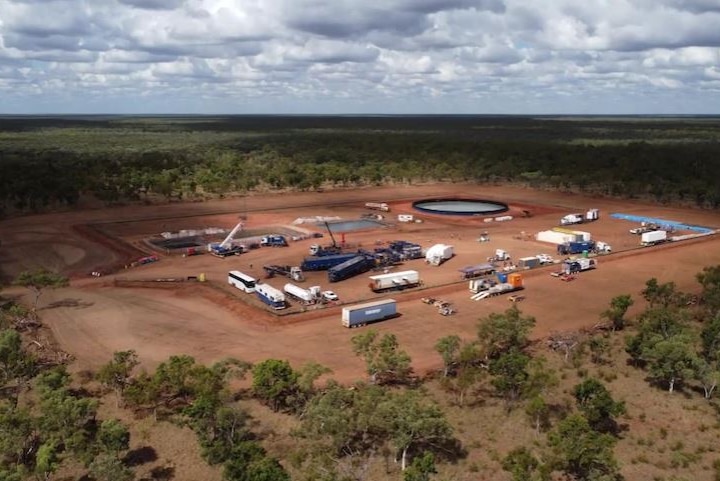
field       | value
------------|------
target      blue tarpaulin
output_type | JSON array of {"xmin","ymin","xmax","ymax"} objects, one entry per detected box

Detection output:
[{"xmin": 609, "ymin": 213, "xmax": 714, "ymax": 234}]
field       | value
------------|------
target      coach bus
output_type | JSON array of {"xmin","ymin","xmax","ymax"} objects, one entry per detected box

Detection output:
[{"xmin": 228, "ymin": 270, "xmax": 256, "ymax": 293}]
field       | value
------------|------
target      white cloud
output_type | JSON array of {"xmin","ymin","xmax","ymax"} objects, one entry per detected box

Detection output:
[{"xmin": 0, "ymin": 0, "xmax": 718, "ymax": 113}]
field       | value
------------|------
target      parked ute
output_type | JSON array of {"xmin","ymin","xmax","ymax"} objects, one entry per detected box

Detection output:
[{"xmin": 322, "ymin": 291, "xmax": 339, "ymax": 301}]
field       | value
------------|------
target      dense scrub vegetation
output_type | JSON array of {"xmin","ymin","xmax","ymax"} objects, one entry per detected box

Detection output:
[
  {"xmin": 1, "ymin": 115, "xmax": 719, "ymax": 215},
  {"xmin": 2, "ymin": 264, "xmax": 720, "ymax": 480}
]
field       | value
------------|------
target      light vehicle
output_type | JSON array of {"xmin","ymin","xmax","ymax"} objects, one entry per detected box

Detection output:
[{"xmin": 322, "ymin": 291, "xmax": 339, "ymax": 301}]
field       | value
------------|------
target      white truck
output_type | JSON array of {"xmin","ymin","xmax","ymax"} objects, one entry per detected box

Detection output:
[
  {"xmin": 560, "ymin": 213, "xmax": 584, "ymax": 225},
  {"xmin": 283, "ymin": 283, "xmax": 321, "ymax": 304},
  {"xmin": 561, "ymin": 209, "xmax": 599, "ymax": 225},
  {"xmin": 365, "ymin": 202, "xmax": 390, "ymax": 212},
  {"xmin": 595, "ymin": 241, "xmax": 612, "ymax": 253},
  {"xmin": 641, "ymin": 230, "xmax": 668, "ymax": 246},
  {"xmin": 368, "ymin": 270, "xmax": 421, "ymax": 293}
]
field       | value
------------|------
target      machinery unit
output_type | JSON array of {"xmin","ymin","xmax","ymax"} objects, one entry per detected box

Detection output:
[
  {"xmin": 368, "ymin": 270, "xmax": 421, "ymax": 293},
  {"xmin": 365, "ymin": 202, "xmax": 390, "ymax": 212},
  {"xmin": 301, "ymin": 253, "xmax": 359, "ymax": 271},
  {"xmin": 557, "ymin": 240, "xmax": 596, "ymax": 255},
  {"xmin": 469, "ymin": 277, "xmax": 497, "ymax": 293},
  {"xmin": 562, "ymin": 258, "xmax": 597, "ymax": 274},
  {"xmin": 458, "ymin": 263, "xmax": 496, "ymax": 280},
  {"xmin": 425, "ymin": 244, "xmax": 454, "ymax": 265},
  {"xmin": 283, "ymin": 283, "xmax": 321, "ymax": 304},
  {"xmin": 641, "ymin": 230, "xmax": 668, "ymax": 246},
  {"xmin": 327, "ymin": 255, "xmax": 375, "ymax": 283},
  {"xmin": 255, "ymin": 283, "xmax": 286, "ymax": 310},
  {"xmin": 342, "ymin": 299, "xmax": 397, "ymax": 328},
  {"xmin": 594, "ymin": 241, "xmax": 612, "ymax": 254}
]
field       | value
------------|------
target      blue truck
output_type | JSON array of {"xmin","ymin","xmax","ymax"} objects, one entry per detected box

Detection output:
[
  {"xmin": 328, "ymin": 255, "xmax": 376, "ymax": 283},
  {"xmin": 557, "ymin": 240, "xmax": 596, "ymax": 256},
  {"xmin": 260, "ymin": 235, "xmax": 288, "ymax": 247},
  {"xmin": 301, "ymin": 253, "xmax": 359, "ymax": 271},
  {"xmin": 342, "ymin": 299, "xmax": 397, "ymax": 328}
]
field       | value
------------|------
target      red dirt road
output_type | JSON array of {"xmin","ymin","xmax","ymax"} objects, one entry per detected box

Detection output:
[{"xmin": 2, "ymin": 184, "xmax": 719, "ymax": 380}]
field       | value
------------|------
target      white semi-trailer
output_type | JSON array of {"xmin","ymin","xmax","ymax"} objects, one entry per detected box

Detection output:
[
  {"xmin": 641, "ymin": 230, "xmax": 668, "ymax": 246},
  {"xmin": 283, "ymin": 283, "xmax": 320, "ymax": 304},
  {"xmin": 368, "ymin": 270, "xmax": 420, "ymax": 293}
]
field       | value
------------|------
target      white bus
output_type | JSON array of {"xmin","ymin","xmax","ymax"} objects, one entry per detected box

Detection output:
[{"xmin": 228, "ymin": 270, "xmax": 256, "ymax": 293}]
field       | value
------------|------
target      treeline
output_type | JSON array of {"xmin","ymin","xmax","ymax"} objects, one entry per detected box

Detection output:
[{"xmin": 1, "ymin": 116, "xmax": 719, "ymax": 215}]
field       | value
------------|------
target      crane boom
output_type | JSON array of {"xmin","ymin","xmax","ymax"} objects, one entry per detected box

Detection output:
[
  {"xmin": 324, "ymin": 221, "xmax": 338, "ymax": 248},
  {"xmin": 220, "ymin": 222, "xmax": 244, "ymax": 248}
]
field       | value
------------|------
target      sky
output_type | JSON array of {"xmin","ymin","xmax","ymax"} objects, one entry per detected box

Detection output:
[{"xmin": 0, "ymin": 0, "xmax": 719, "ymax": 114}]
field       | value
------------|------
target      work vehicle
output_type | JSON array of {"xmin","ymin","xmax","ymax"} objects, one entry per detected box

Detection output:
[
  {"xmin": 560, "ymin": 209, "xmax": 599, "ymax": 225},
  {"xmin": 557, "ymin": 240, "xmax": 596, "ymax": 255},
  {"xmin": 342, "ymin": 299, "xmax": 397, "ymax": 328},
  {"xmin": 301, "ymin": 253, "xmax": 359, "ymax": 271},
  {"xmin": 322, "ymin": 290, "xmax": 339, "ymax": 302},
  {"xmin": 328, "ymin": 255, "xmax": 375, "ymax": 283},
  {"xmin": 641, "ymin": 230, "xmax": 668, "ymax": 246},
  {"xmin": 488, "ymin": 249, "xmax": 511, "ymax": 262},
  {"xmin": 228, "ymin": 270, "xmax": 256, "ymax": 293},
  {"xmin": 208, "ymin": 222, "xmax": 246, "ymax": 257},
  {"xmin": 255, "ymin": 283, "xmax": 286, "ymax": 310},
  {"xmin": 594, "ymin": 241, "xmax": 612, "ymax": 254},
  {"xmin": 309, "ymin": 221, "xmax": 344, "ymax": 256},
  {"xmin": 388, "ymin": 240, "xmax": 423, "ymax": 260},
  {"xmin": 260, "ymin": 235, "xmax": 288, "ymax": 247},
  {"xmin": 263, "ymin": 265, "xmax": 304, "ymax": 282},
  {"xmin": 368, "ymin": 270, "xmax": 421, "ymax": 293},
  {"xmin": 425, "ymin": 244, "xmax": 454, "ymax": 265},
  {"xmin": 365, "ymin": 202, "xmax": 390, "ymax": 212},
  {"xmin": 517, "ymin": 256, "xmax": 540, "ymax": 270},
  {"xmin": 283, "ymin": 283, "xmax": 321, "ymax": 304},
  {"xmin": 470, "ymin": 273, "xmax": 524, "ymax": 300}
]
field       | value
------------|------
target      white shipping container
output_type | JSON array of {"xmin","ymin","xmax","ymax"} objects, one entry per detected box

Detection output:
[
  {"xmin": 283, "ymin": 283, "xmax": 316, "ymax": 303},
  {"xmin": 536, "ymin": 230, "xmax": 574, "ymax": 245},
  {"xmin": 368, "ymin": 270, "xmax": 420, "ymax": 291}
]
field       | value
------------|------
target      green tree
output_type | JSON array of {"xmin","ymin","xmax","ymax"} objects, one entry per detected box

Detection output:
[
  {"xmin": 96, "ymin": 350, "xmax": 139, "ymax": 407},
  {"xmin": 351, "ymin": 330, "xmax": 413, "ymax": 385},
  {"xmin": 478, "ymin": 306, "xmax": 536, "ymax": 358},
  {"xmin": 489, "ymin": 348, "xmax": 530, "ymax": 406},
  {"xmin": 502, "ymin": 446, "xmax": 547, "ymax": 481},
  {"xmin": 0, "ymin": 329, "xmax": 38, "ymax": 404},
  {"xmin": 251, "ymin": 359, "xmax": 300, "ymax": 412},
  {"xmin": 403, "ymin": 452, "xmax": 437, "ymax": 481},
  {"xmin": 625, "ymin": 307, "xmax": 688, "ymax": 364},
  {"xmin": 601, "ymin": 295, "xmax": 634, "ymax": 331},
  {"xmin": 696, "ymin": 265, "xmax": 720, "ymax": 313},
  {"xmin": 434, "ymin": 335, "xmax": 461, "ymax": 377},
  {"xmin": 97, "ymin": 419, "xmax": 131, "ymax": 458},
  {"xmin": 644, "ymin": 335, "xmax": 698, "ymax": 393},
  {"xmin": 35, "ymin": 440, "xmax": 60, "ymax": 481},
  {"xmin": 693, "ymin": 357, "xmax": 720, "ymax": 399},
  {"xmin": 588, "ymin": 336, "xmax": 612, "ymax": 365},
  {"xmin": 0, "ymin": 401, "xmax": 35, "ymax": 467},
  {"xmin": 573, "ymin": 379, "xmax": 626, "ymax": 433},
  {"xmin": 700, "ymin": 313, "xmax": 720, "ymax": 363},
  {"xmin": 386, "ymin": 390, "xmax": 454, "ymax": 471},
  {"xmin": 548, "ymin": 414, "xmax": 620, "ymax": 481},
  {"xmin": 641, "ymin": 278, "xmax": 689, "ymax": 308},
  {"xmin": 525, "ymin": 396, "xmax": 550, "ymax": 434},
  {"xmin": 12, "ymin": 269, "xmax": 69, "ymax": 311},
  {"xmin": 88, "ymin": 453, "xmax": 134, "ymax": 481}
]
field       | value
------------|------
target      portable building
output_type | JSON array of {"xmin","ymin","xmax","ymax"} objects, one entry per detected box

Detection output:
[{"xmin": 536, "ymin": 230, "xmax": 574, "ymax": 245}]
